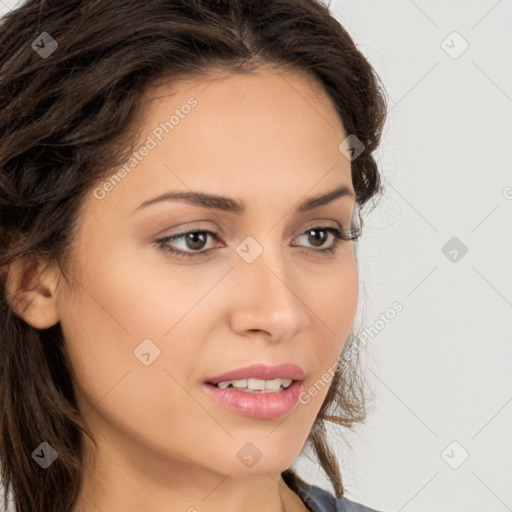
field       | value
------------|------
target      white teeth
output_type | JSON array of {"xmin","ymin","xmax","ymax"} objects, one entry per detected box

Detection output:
[
  {"xmin": 260, "ymin": 378, "xmax": 280, "ymax": 391},
  {"xmin": 248, "ymin": 378, "xmax": 266, "ymax": 390},
  {"xmin": 215, "ymin": 378, "xmax": 293, "ymax": 392}
]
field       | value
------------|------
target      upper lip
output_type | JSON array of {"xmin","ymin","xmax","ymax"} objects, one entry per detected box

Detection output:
[{"xmin": 205, "ymin": 363, "xmax": 306, "ymax": 385}]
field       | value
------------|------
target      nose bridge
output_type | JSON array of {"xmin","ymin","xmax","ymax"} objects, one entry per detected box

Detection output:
[
  {"xmin": 239, "ymin": 228, "xmax": 291, "ymax": 296},
  {"xmin": 249, "ymin": 244, "xmax": 292, "ymax": 302},
  {"xmin": 230, "ymin": 232, "xmax": 309, "ymax": 337}
]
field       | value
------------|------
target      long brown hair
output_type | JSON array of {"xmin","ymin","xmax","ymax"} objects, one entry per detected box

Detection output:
[{"xmin": 0, "ymin": 1, "xmax": 387, "ymax": 510}]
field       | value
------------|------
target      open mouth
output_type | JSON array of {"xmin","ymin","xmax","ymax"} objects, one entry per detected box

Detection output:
[
  {"xmin": 205, "ymin": 378, "xmax": 295, "ymax": 393},
  {"xmin": 201, "ymin": 378, "xmax": 304, "ymax": 419}
]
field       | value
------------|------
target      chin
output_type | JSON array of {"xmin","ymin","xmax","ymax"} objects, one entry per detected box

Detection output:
[
  {"xmin": 229, "ymin": 462, "xmax": 291, "ymax": 478},
  {"xmin": 226, "ymin": 444, "xmax": 300, "ymax": 478}
]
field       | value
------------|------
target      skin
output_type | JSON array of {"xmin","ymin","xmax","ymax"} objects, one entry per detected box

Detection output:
[{"xmin": 7, "ymin": 66, "xmax": 359, "ymax": 512}]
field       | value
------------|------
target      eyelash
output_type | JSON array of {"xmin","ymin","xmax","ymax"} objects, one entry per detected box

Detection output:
[{"xmin": 154, "ymin": 225, "xmax": 360, "ymax": 260}]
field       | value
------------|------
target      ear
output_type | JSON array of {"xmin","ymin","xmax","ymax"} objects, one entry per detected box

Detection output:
[{"xmin": 4, "ymin": 257, "xmax": 61, "ymax": 329}]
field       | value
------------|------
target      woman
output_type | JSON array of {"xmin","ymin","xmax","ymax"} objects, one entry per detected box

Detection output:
[{"xmin": 0, "ymin": 1, "xmax": 388, "ymax": 511}]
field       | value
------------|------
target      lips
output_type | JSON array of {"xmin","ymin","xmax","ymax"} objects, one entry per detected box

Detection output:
[
  {"xmin": 202, "ymin": 364, "xmax": 307, "ymax": 419},
  {"xmin": 201, "ymin": 379, "xmax": 304, "ymax": 419},
  {"xmin": 204, "ymin": 363, "xmax": 306, "ymax": 386}
]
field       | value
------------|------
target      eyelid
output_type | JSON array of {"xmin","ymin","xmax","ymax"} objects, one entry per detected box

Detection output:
[
  {"xmin": 159, "ymin": 219, "xmax": 344, "ymax": 242},
  {"xmin": 295, "ymin": 219, "xmax": 342, "ymax": 234}
]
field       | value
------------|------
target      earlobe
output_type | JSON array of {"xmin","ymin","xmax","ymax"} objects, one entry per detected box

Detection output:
[{"xmin": 4, "ymin": 257, "xmax": 61, "ymax": 329}]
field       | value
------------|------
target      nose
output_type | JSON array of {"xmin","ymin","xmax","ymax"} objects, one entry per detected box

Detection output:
[{"xmin": 228, "ymin": 242, "xmax": 310, "ymax": 343}]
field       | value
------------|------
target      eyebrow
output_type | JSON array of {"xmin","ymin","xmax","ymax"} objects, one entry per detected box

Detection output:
[{"xmin": 135, "ymin": 184, "xmax": 356, "ymax": 214}]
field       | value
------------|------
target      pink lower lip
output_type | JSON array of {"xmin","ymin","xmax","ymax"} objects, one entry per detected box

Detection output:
[{"xmin": 201, "ymin": 381, "xmax": 304, "ymax": 419}]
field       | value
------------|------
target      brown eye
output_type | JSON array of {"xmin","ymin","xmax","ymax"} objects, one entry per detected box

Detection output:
[
  {"xmin": 155, "ymin": 229, "xmax": 221, "ymax": 259},
  {"xmin": 292, "ymin": 226, "xmax": 351, "ymax": 256},
  {"xmin": 183, "ymin": 232, "xmax": 208, "ymax": 251},
  {"xmin": 306, "ymin": 228, "xmax": 329, "ymax": 247}
]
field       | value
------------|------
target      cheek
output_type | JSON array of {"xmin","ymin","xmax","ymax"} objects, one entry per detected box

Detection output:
[
  {"xmin": 58, "ymin": 272, "xmax": 212, "ymax": 461},
  {"xmin": 300, "ymin": 256, "xmax": 358, "ymax": 405},
  {"xmin": 64, "ymin": 233, "xmax": 207, "ymax": 341},
  {"xmin": 57, "ymin": 242, "xmax": 206, "ymax": 428},
  {"xmin": 307, "ymin": 252, "xmax": 359, "ymax": 343}
]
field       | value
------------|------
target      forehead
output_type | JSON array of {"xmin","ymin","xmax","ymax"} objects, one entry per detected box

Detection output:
[
  {"xmin": 140, "ymin": 65, "xmax": 345, "ymax": 138},
  {"xmin": 85, "ymin": 66, "xmax": 352, "ymax": 220}
]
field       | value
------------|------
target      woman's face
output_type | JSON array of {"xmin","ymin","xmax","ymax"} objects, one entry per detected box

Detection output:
[{"xmin": 54, "ymin": 67, "xmax": 358, "ymax": 483}]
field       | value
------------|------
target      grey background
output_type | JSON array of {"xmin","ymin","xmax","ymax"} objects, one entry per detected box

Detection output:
[
  {"xmin": 296, "ymin": 2, "xmax": 512, "ymax": 512},
  {"xmin": 1, "ymin": 0, "xmax": 511, "ymax": 511}
]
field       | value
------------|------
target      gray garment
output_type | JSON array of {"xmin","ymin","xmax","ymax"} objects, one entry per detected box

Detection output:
[{"xmin": 294, "ymin": 477, "xmax": 386, "ymax": 512}]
